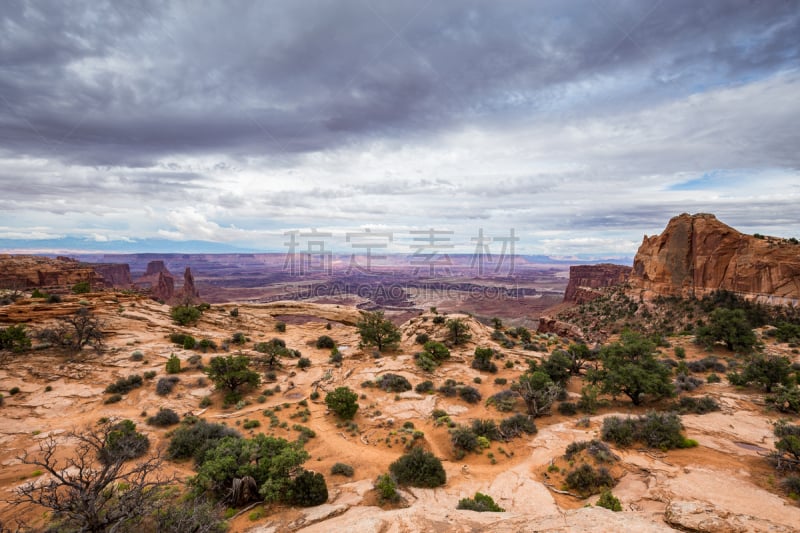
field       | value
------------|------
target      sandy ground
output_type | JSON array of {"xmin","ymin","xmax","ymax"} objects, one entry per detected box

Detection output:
[{"xmin": 1, "ymin": 293, "xmax": 799, "ymax": 532}]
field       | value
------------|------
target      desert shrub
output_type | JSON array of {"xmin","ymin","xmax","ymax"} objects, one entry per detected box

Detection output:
[
  {"xmin": 275, "ymin": 321, "xmax": 286, "ymax": 332},
  {"xmin": 198, "ymin": 339, "xmax": 217, "ymax": 352},
  {"xmin": 472, "ymin": 347, "xmax": 498, "ymax": 373},
  {"xmin": 297, "ymin": 357, "xmax": 311, "ymax": 369},
  {"xmin": 415, "ymin": 380, "xmax": 434, "ymax": 394},
  {"xmin": 147, "ymin": 408, "xmax": 180, "ymax": 427},
  {"xmin": 673, "ymin": 346, "xmax": 686, "ymax": 359},
  {"xmin": 564, "ymin": 463, "xmax": 615, "ymax": 496},
  {"xmin": 171, "ymin": 305, "xmax": 202, "ymax": 326},
  {"xmin": 687, "ymin": 357, "xmax": 727, "ymax": 373},
  {"xmin": 564, "ymin": 440, "xmax": 617, "ymax": 463},
  {"xmin": 432, "ymin": 315, "xmax": 446, "ymax": 325},
  {"xmin": 375, "ymin": 473, "xmax": 400, "ymax": 503},
  {"xmin": 315, "ymin": 335, "xmax": 335, "ymax": 349},
  {"xmin": 46, "ymin": 293, "xmax": 62, "ymax": 303},
  {"xmin": 768, "ymin": 385, "xmax": 800, "ymax": 414},
  {"xmin": 437, "ymin": 379, "xmax": 458, "ymax": 397},
  {"xmin": 494, "ymin": 377, "xmax": 507, "ymax": 385},
  {"xmin": 329, "ymin": 348, "xmax": 343, "ymax": 364},
  {"xmin": 242, "ymin": 419, "xmax": 260, "ymax": 429},
  {"xmin": 450, "ymin": 426, "xmax": 479, "ymax": 457},
  {"xmin": 389, "ymin": 447, "xmax": 446, "ymax": 487},
  {"xmin": 130, "ymin": 350, "xmax": 144, "ymax": 361},
  {"xmin": 357, "ymin": 310, "xmax": 401, "ymax": 352},
  {"xmin": 204, "ymin": 354, "xmax": 260, "ymax": 403},
  {"xmin": 72, "ymin": 281, "xmax": 91, "ymax": 294},
  {"xmin": 331, "ymin": 463, "xmax": 354, "ymax": 477},
  {"xmin": 187, "ymin": 354, "xmax": 202, "ymax": 366},
  {"xmin": 486, "ymin": 389, "xmax": 517, "ymax": 412},
  {"xmin": 674, "ymin": 373, "xmax": 704, "ymax": 393},
  {"xmin": 558, "ymin": 402, "xmax": 578, "ymax": 416},
  {"xmin": 229, "ymin": 307, "xmax": 239, "ymax": 317},
  {"xmin": 415, "ymin": 333, "xmax": 430, "ymax": 345},
  {"xmin": 675, "ymin": 395, "xmax": 720, "ymax": 414},
  {"xmin": 498, "ymin": 414, "xmax": 537, "ymax": 439},
  {"xmin": 230, "ymin": 332, "xmax": 247, "ymax": 345},
  {"xmin": 471, "ymin": 419, "xmax": 500, "ymax": 441},
  {"xmin": 706, "ymin": 373, "xmax": 721, "ymax": 383},
  {"xmin": 0, "ymin": 324, "xmax": 32, "ymax": 352},
  {"xmin": 156, "ymin": 376, "xmax": 179, "ymax": 396},
  {"xmin": 325, "ymin": 387, "xmax": 359, "ymax": 419},
  {"xmin": 457, "ymin": 492, "xmax": 504, "ymax": 512},
  {"xmin": 728, "ymin": 354, "xmax": 792, "ymax": 392},
  {"xmin": 144, "ymin": 371, "xmax": 157, "ymax": 380},
  {"xmin": 105, "ymin": 374, "xmax": 143, "ymax": 394},
  {"xmin": 596, "ymin": 489, "xmax": 622, "ymax": 511},
  {"xmin": 458, "ymin": 386, "xmax": 482, "ymax": 404},
  {"xmin": 376, "ymin": 373, "xmax": 412, "ymax": 393},
  {"xmin": 166, "ymin": 354, "xmax": 181, "ymax": 374},
  {"xmin": 104, "ymin": 394, "xmax": 122, "ymax": 404},
  {"xmin": 99, "ymin": 420, "xmax": 150, "ymax": 464},
  {"xmin": 602, "ymin": 412, "xmax": 693, "ymax": 450},
  {"xmin": 781, "ymin": 475, "xmax": 800, "ymax": 497},
  {"xmin": 288, "ymin": 470, "xmax": 328, "ymax": 507},
  {"xmin": 167, "ymin": 418, "xmax": 241, "ymax": 465}
]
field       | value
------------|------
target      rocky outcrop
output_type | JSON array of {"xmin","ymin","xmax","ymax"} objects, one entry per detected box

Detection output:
[
  {"xmin": 537, "ymin": 316, "xmax": 583, "ymax": 339},
  {"xmin": 630, "ymin": 213, "xmax": 800, "ymax": 304},
  {"xmin": 152, "ymin": 271, "xmax": 175, "ymax": 302},
  {"xmin": 143, "ymin": 260, "xmax": 169, "ymax": 277},
  {"xmin": 0, "ymin": 255, "xmax": 105, "ymax": 290},
  {"xmin": 89, "ymin": 263, "xmax": 133, "ymax": 288},
  {"xmin": 181, "ymin": 267, "xmax": 200, "ymax": 303},
  {"xmin": 563, "ymin": 264, "xmax": 631, "ymax": 303},
  {"xmin": 665, "ymin": 500, "xmax": 795, "ymax": 532}
]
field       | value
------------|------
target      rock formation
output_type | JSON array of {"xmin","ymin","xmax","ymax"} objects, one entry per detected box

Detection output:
[
  {"xmin": 0, "ymin": 255, "xmax": 106, "ymax": 290},
  {"xmin": 89, "ymin": 263, "xmax": 133, "ymax": 288},
  {"xmin": 563, "ymin": 264, "xmax": 631, "ymax": 303},
  {"xmin": 143, "ymin": 260, "xmax": 169, "ymax": 277},
  {"xmin": 152, "ymin": 271, "xmax": 175, "ymax": 302},
  {"xmin": 629, "ymin": 213, "xmax": 800, "ymax": 304},
  {"xmin": 180, "ymin": 267, "xmax": 200, "ymax": 303}
]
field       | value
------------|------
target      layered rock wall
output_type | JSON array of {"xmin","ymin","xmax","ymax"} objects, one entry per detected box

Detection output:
[{"xmin": 563, "ymin": 264, "xmax": 631, "ymax": 303}]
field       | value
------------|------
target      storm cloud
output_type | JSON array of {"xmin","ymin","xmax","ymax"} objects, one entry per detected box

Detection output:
[{"xmin": 1, "ymin": 0, "xmax": 798, "ymax": 256}]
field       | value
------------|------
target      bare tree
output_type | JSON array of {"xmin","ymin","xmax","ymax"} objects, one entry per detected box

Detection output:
[
  {"xmin": 38, "ymin": 307, "xmax": 104, "ymax": 351},
  {"xmin": 10, "ymin": 420, "xmax": 172, "ymax": 533}
]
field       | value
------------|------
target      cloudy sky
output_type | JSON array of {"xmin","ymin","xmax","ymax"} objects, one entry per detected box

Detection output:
[{"xmin": 1, "ymin": 0, "xmax": 798, "ymax": 258}]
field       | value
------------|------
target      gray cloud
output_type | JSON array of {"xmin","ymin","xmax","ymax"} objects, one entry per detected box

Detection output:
[{"xmin": 0, "ymin": 0, "xmax": 798, "ymax": 255}]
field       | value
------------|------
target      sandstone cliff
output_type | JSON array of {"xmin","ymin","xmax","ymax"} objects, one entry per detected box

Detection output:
[
  {"xmin": 563, "ymin": 263, "xmax": 631, "ymax": 303},
  {"xmin": 89, "ymin": 263, "xmax": 133, "ymax": 288},
  {"xmin": 181, "ymin": 267, "xmax": 200, "ymax": 303},
  {"xmin": 629, "ymin": 213, "xmax": 800, "ymax": 304},
  {"xmin": 0, "ymin": 255, "xmax": 106, "ymax": 290}
]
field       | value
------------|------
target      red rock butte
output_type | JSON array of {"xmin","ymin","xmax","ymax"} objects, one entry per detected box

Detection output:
[{"xmin": 629, "ymin": 213, "xmax": 800, "ymax": 305}]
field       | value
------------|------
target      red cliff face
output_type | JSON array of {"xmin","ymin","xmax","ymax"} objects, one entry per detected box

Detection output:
[
  {"xmin": 629, "ymin": 213, "xmax": 800, "ymax": 304},
  {"xmin": 90, "ymin": 263, "xmax": 133, "ymax": 288},
  {"xmin": 0, "ymin": 255, "xmax": 106, "ymax": 290},
  {"xmin": 144, "ymin": 260, "xmax": 169, "ymax": 276},
  {"xmin": 152, "ymin": 271, "xmax": 175, "ymax": 302},
  {"xmin": 563, "ymin": 264, "xmax": 631, "ymax": 303}
]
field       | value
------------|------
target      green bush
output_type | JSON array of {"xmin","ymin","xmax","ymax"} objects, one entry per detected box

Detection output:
[
  {"xmin": 331, "ymin": 462, "xmax": 354, "ymax": 477},
  {"xmin": 675, "ymin": 396, "xmax": 720, "ymax": 414},
  {"xmin": 105, "ymin": 374, "xmax": 143, "ymax": 394},
  {"xmin": 375, "ymin": 473, "xmax": 400, "ymax": 503},
  {"xmin": 315, "ymin": 335, "xmax": 335, "ymax": 349},
  {"xmin": 564, "ymin": 440, "xmax": 617, "ymax": 463},
  {"xmin": 564, "ymin": 463, "xmax": 615, "ymax": 496},
  {"xmin": 72, "ymin": 281, "xmax": 91, "ymax": 294},
  {"xmin": 558, "ymin": 402, "xmax": 578, "ymax": 416},
  {"xmin": 767, "ymin": 385, "xmax": 800, "ymax": 413},
  {"xmin": 297, "ymin": 357, "xmax": 311, "ymax": 369},
  {"xmin": 596, "ymin": 489, "xmax": 622, "ymax": 511},
  {"xmin": 472, "ymin": 347, "xmax": 498, "ymax": 373},
  {"xmin": 415, "ymin": 380, "xmax": 434, "ymax": 394},
  {"xmin": 487, "ymin": 390, "xmax": 517, "ymax": 412},
  {"xmin": 167, "ymin": 418, "xmax": 241, "ymax": 465},
  {"xmin": 170, "ymin": 305, "xmax": 202, "ymax": 326},
  {"xmin": 99, "ymin": 420, "xmax": 150, "ymax": 464},
  {"xmin": 601, "ymin": 412, "xmax": 692, "ymax": 450},
  {"xmin": 325, "ymin": 387, "xmax": 359, "ymax": 419},
  {"xmin": 499, "ymin": 414, "xmax": 537, "ymax": 439},
  {"xmin": 457, "ymin": 492, "xmax": 504, "ymax": 512},
  {"xmin": 288, "ymin": 470, "xmax": 328, "ymax": 506},
  {"xmin": 130, "ymin": 350, "xmax": 144, "ymax": 361},
  {"xmin": 147, "ymin": 408, "xmax": 180, "ymax": 427},
  {"xmin": 104, "ymin": 393, "xmax": 122, "ymax": 404},
  {"xmin": 357, "ymin": 310, "xmax": 401, "ymax": 352},
  {"xmin": 275, "ymin": 321, "xmax": 286, "ymax": 332},
  {"xmin": 451, "ymin": 425, "xmax": 480, "ymax": 456},
  {"xmin": 204, "ymin": 354, "xmax": 260, "ymax": 403},
  {"xmin": 415, "ymin": 333, "xmax": 430, "ymax": 345},
  {"xmin": 166, "ymin": 354, "xmax": 182, "ymax": 374},
  {"xmin": 0, "ymin": 324, "xmax": 31, "ymax": 352},
  {"xmin": 156, "ymin": 376, "xmax": 179, "ymax": 396},
  {"xmin": 471, "ymin": 419, "xmax": 500, "ymax": 441},
  {"xmin": 376, "ymin": 373, "xmax": 412, "ymax": 393},
  {"xmin": 389, "ymin": 447, "xmax": 446, "ymax": 487},
  {"xmin": 231, "ymin": 332, "xmax": 247, "ymax": 344},
  {"xmin": 198, "ymin": 339, "xmax": 216, "ymax": 352},
  {"xmin": 229, "ymin": 307, "xmax": 239, "ymax": 317},
  {"xmin": 458, "ymin": 386, "xmax": 481, "ymax": 404}
]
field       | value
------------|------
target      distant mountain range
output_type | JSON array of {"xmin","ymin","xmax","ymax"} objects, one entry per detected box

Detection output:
[{"xmin": 0, "ymin": 237, "xmax": 632, "ymax": 265}]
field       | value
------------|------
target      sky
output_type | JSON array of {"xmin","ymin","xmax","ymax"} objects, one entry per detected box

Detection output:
[{"xmin": 1, "ymin": 0, "xmax": 799, "ymax": 259}]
